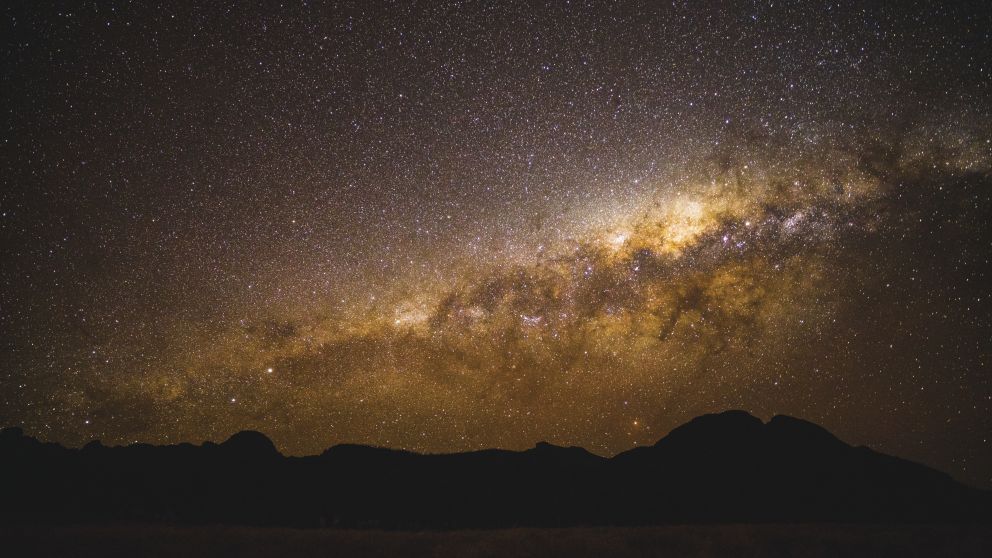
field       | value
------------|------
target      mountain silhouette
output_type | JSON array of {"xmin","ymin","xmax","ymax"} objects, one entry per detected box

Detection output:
[
  {"xmin": 219, "ymin": 430, "xmax": 281, "ymax": 458},
  {"xmin": 1, "ymin": 411, "xmax": 988, "ymax": 528}
]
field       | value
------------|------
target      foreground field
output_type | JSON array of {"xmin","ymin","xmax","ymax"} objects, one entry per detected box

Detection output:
[{"xmin": 1, "ymin": 524, "xmax": 990, "ymax": 557}]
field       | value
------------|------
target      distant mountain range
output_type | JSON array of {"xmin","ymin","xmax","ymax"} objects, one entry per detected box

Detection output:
[{"xmin": 2, "ymin": 411, "xmax": 989, "ymax": 527}]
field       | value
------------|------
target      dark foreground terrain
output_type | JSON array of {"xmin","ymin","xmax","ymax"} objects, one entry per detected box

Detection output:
[
  {"xmin": 1, "ymin": 524, "xmax": 990, "ymax": 558},
  {"xmin": 3, "ymin": 411, "xmax": 991, "ymax": 527}
]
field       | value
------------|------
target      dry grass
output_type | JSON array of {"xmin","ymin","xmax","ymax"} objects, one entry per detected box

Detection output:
[{"xmin": 2, "ymin": 524, "xmax": 989, "ymax": 557}]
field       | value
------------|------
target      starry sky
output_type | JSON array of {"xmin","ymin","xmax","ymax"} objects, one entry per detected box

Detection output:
[{"xmin": 2, "ymin": 1, "xmax": 991, "ymax": 486}]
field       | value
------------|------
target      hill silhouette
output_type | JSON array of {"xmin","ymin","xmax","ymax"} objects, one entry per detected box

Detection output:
[{"xmin": 1, "ymin": 411, "xmax": 989, "ymax": 528}]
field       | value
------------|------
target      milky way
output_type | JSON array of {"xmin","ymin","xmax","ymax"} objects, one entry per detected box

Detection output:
[{"xmin": 2, "ymin": 1, "xmax": 991, "ymax": 486}]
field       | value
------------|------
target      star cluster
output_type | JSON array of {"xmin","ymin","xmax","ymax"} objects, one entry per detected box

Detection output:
[{"xmin": 2, "ymin": 1, "xmax": 990, "ymax": 486}]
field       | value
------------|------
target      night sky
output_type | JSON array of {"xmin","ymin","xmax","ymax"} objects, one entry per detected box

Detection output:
[{"xmin": 2, "ymin": 1, "xmax": 991, "ymax": 487}]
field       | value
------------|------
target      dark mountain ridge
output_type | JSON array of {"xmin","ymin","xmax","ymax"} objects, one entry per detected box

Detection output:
[{"xmin": 2, "ymin": 411, "xmax": 988, "ymax": 528}]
